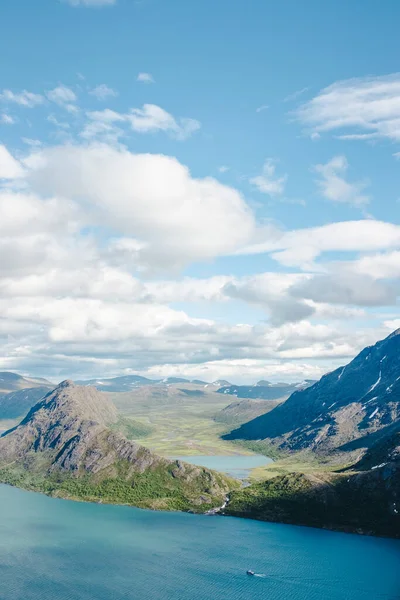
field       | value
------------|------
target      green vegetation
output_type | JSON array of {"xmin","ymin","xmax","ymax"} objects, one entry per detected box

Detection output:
[
  {"xmin": 108, "ymin": 386, "xmax": 257, "ymax": 457},
  {"xmin": 0, "ymin": 459, "xmax": 237, "ymax": 513},
  {"xmin": 110, "ymin": 416, "xmax": 153, "ymax": 440},
  {"xmin": 225, "ymin": 469, "xmax": 400, "ymax": 537}
]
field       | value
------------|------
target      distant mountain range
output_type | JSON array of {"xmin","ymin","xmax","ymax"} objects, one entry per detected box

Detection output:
[
  {"xmin": 0, "ymin": 381, "xmax": 233, "ymax": 512},
  {"xmin": 0, "ymin": 372, "xmax": 52, "ymax": 395}
]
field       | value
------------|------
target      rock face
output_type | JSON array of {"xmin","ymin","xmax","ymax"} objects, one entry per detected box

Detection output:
[
  {"xmin": 0, "ymin": 381, "xmax": 232, "ymax": 512},
  {"xmin": 226, "ymin": 330, "xmax": 400, "ymax": 458}
]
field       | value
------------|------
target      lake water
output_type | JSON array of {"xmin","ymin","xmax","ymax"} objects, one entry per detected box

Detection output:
[
  {"xmin": 1, "ymin": 485, "xmax": 400, "ymax": 600},
  {"xmin": 170, "ymin": 454, "xmax": 273, "ymax": 479}
]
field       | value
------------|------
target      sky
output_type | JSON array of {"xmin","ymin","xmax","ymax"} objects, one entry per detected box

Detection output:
[{"xmin": 0, "ymin": 0, "xmax": 399, "ymax": 384}]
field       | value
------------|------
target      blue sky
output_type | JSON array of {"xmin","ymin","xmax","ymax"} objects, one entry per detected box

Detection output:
[{"xmin": 0, "ymin": 0, "xmax": 399, "ymax": 383}]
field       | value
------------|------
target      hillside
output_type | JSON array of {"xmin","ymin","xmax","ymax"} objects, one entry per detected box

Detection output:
[
  {"xmin": 217, "ymin": 380, "xmax": 315, "ymax": 401},
  {"xmin": 0, "ymin": 386, "xmax": 53, "ymax": 419},
  {"xmin": 225, "ymin": 463, "xmax": 400, "ymax": 538},
  {"xmin": 214, "ymin": 398, "xmax": 283, "ymax": 427},
  {"xmin": 0, "ymin": 381, "xmax": 234, "ymax": 512},
  {"xmin": 226, "ymin": 330, "xmax": 400, "ymax": 460}
]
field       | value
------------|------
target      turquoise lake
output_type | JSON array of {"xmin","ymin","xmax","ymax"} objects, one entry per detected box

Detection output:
[
  {"xmin": 170, "ymin": 454, "xmax": 273, "ymax": 479},
  {"xmin": 1, "ymin": 484, "xmax": 400, "ymax": 600}
]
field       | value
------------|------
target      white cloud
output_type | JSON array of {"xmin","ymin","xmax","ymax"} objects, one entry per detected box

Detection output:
[
  {"xmin": 0, "ymin": 138, "xmax": 397, "ymax": 383},
  {"xmin": 137, "ymin": 72, "xmax": 155, "ymax": 84},
  {"xmin": 0, "ymin": 89, "xmax": 44, "ymax": 108},
  {"xmin": 0, "ymin": 145, "xmax": 24, "ymax": 179},
  {"xmin": 81, "ymin": 105, "xmax": 200, "ymax": 141},
  {"xmin": 47, "ymin": 85, "xmax": 78, "ymax": 112},
  {"xmin": 314, "ymin": 155, "xmax": 369, "ymax": 206},
  {"xmin": 250, "ymin": 159, "xmax": 287, "ymax": 196},
  {"xmin": 0, "ymin": 114, "xmax": 15, "ymax": 125},
  {"xmin": 89, "ymin": 84, "xmax": 118, "ymax": 100},
  {"xmin": 218, "ymin": 165, "xmax": 230, "ymax": 173},
  {"xmin": 256, "ymin": 104, "xmax": 269, "ymax": 113},
  {"xmin": 128, "ymin": 104, "xmax": 200, "ymax": 140},
  {"xmin": 24, "ymin": 143, "xmax": 256, "ymax": 269},
  {"xmin": 237, "ymin": 220, "xmax": 400, "ymax": 269},
  {"xmin": 297, "ymin": 74, "xmax": 400, "ymax": 141}
]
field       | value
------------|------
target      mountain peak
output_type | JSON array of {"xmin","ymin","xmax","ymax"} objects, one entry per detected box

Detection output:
[{"xmin": 387, "ymin": 328, "xmax": 400, "ymax": 340}]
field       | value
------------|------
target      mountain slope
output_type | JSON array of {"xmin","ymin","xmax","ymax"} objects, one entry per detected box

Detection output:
[
  {"xmin": 225, "ymin": 462, "xmax": 400, "ymax": 538},
  {"xmin": 0, "ymin": 386, "xmax": 54, "ymax": 419},
  {"xmin": 214, "ymin": 398, "xmax": 284, "ymax": 427},
  {"xmin": 0, "ymin": 381, "xmax": 233, "ymax": 512},
  {"xmin": 217, "ymin": 380, "xmax": 315, "ymax": 401},
  {"xmin": 226, "ymin": 330, "xmax": 400, "ymax": 458}
]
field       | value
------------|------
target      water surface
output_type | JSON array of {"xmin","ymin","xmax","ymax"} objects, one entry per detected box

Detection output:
[
  {"xmin": 170, "ymin": 454, "xmax": 272, "ymax": 479},
  {"xmin": 0, "ymin": 484, "xmax": 399, "ymax": 600}
]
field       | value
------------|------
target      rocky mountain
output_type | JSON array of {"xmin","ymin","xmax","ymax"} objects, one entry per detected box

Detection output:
[
  {"xmin": 217, "ymin": 380, "xmax": 315, "ymax": 401},
  {"xmin": 226, "ymin": 330, "xmax": 400, "ymax": 460},
  {"xmin": 0, "ymin": 381, "xmax": 232, "ymax": 512}
]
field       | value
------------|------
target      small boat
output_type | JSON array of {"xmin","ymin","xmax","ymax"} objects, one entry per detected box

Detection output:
[{"xmin": 246, "ymin": 570, "xmax": 255, "ymax": 576}]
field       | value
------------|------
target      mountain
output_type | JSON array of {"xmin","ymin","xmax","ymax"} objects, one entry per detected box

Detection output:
[
  {"xmin": 76, "ymin": 375, "xmax": 156, "ymax": 392},
  {"xmin": 214, "ymin": 398, "xmax": 284, "ymax": 427},
  {"xmin": 0, "ymin": 372, "xmax": 53, "ymax": 395},
  {"xmin": 225, "ymin": 330, "xmax": 400, "ymax": 459},
  {"xmin": 0, "ymin": 386, "xmax": 53, "ymax": 420},
  {"xmin": 0, "ymin": 381, "xmax": 233, "ymax": 512},
  {"xmin": 216, "ymin": 380, "xmax": 315, "ymax": 401}
]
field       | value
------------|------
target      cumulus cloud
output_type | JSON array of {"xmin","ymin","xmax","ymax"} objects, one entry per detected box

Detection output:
[
  {"xmin": 0, "ymin": 137, "xmax": 397, "ymax": 382},
  {"xmin": 0, "ymin": 145, "xmax": 24, "ymax": 179},
  {"xmin": 137, "ymin": 72, "xmax": 155, "ymax": 84},
  {"xmin": 297, "ymin": 74, "xmax": 400, "ymax": 141},
  {"xmin": 0, "ymin": 89, "xmax": 44, "ymax": 108},
  {"xmin": 314, "ymin": 155, "xmax": 369, "ymax": 206},
  {"xmin": 250, "ymin": 159, "xmax": 287, "ymax": 196},
  {"xmin": 23, "ymin": 143, "xmax": 256, "ymax": 269}
]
